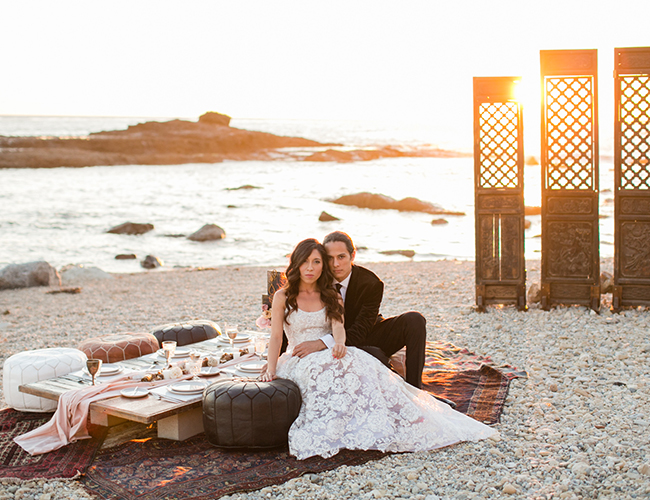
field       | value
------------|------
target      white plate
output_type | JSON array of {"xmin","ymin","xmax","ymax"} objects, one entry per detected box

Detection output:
[
  {"xmin": 98, "ymin": 365, "xmax": 122, "ymax": 376},
  {"xmin": 157, "ymin": 348, "xmax": 191, "ymax": 359},
  {"xmin": 120, "ymin": 387, "xmax": 149, "ymax": 398},
  {"xmin": 199, "ymin": 366, "xmax": 221, "ymax": 377},
  {"xmin": 238, "ymin": 361, "xmax": 266, "ymax": 373},
  {"xmin": 218, "ymin": 334, "xmax": 251, "ymax": 344},
  {"xmin": 168, "ymin": 381, "xmax": 207, "ymax": 394},
  {"xmin": 233, "ymin": 370, "xmax": 261, "ymax": 378}
]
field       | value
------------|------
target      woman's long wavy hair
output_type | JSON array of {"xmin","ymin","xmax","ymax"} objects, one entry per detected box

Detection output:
[{"xmin": 283, "ymin": 238, "xmax": 344, "ymax": 325}]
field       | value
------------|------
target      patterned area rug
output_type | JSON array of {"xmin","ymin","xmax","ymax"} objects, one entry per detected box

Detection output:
[
  {"xmin": 0, "ymin": 409, "xmax": 107, "ymax": 479},
  {"xmin": 82, "ymin": 342, "xmax": 525, "ymax": 499},
  {"xmin": 82, "ymin": 436, "xmax": 384, "ymax": 500}
]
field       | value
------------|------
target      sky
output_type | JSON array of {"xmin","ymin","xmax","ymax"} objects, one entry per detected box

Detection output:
[{"xmin": 1, "ymin": 0, "xmax": 649, "ymax": 134}]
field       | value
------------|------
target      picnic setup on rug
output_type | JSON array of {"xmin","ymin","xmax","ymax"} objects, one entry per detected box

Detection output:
[{"xmin": 0, "ymin": 272, "xmax": 526, "ymax": 500}]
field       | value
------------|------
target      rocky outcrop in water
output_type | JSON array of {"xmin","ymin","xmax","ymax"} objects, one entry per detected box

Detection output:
[
  {"xmin": 187, "ymin": 224, "xmax": 226, "ymax": 242},
  {"xmin": 107, "ymin": 222, "xmax": 154, "ymax": 235},
  {"xmin": 330, "ymin": 192, "xmax": 465, "ymax": 216},
  {"xmin": 303, "ymin": 146, "xmax": 467, "ymax": 163},
  {"xmin": 0, "ymin": 112, "xmax": 329, "ymax": 169}
]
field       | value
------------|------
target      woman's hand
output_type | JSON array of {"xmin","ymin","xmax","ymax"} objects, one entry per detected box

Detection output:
[
  {"xmin": 259, "ymin": 367, "xmax": 276, "ymax": 382},
  {"xmin": 332, "ymin": 343, "xmax": 347, "ymax": 359}
]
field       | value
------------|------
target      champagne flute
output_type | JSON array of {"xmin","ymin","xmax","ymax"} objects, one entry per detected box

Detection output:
[
  {"xmin": 162, "ymin": 341, "xmax": 177, "ymax": 369},
  {"xmin": 86, "ymin": 359, "xmax": 102, "ymax": 386},
  {"xmin": 254, "ymin": 336, "xmax": 267, "ymax": 359},
  {"xmin": 225, "ymin": 323, "xmax": 238, "ymax": 348}
]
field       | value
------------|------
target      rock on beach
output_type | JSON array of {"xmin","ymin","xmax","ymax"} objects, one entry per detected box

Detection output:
[
  {"xmin": 0, "ymin": 261, "xmax": 60, "ymax": 290},
  {"xmin": 330, "ymin": 192, "xmax": 465, "ymax": 216},
  {"xmin": 187, "ymin": 224, "xmax": 226, "ymax": 241},
  {"xmin": 107, "ymin": 222, "xmax": 154, "ymax": 235}
]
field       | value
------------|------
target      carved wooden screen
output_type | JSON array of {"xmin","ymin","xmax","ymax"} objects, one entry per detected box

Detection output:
[
  {"xmin": 540, "ymin": 50, "xmax": 600, "ymax": 311},
  {"xmin": 473, "ymin": 77, "xmax": 526, "ymax": 311},
  {"xmin": 612, "ymin": 47, "xmax": 650, "ymax": 311}
]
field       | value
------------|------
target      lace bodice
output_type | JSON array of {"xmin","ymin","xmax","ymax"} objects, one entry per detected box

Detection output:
[{"xmin": 284, "ymin": 308, "xmax": 331, "ymax": 352}]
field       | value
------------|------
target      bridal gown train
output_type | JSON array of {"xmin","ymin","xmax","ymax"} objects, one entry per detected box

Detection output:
[{"xmin": 276, "ymin": 308, "xmax": 496, "ymax": 460}]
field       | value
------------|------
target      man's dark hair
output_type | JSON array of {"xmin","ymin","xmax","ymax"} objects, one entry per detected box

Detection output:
[{"xmin": 323, "ymin": 231, "xmax": 355, "ymax": 255}]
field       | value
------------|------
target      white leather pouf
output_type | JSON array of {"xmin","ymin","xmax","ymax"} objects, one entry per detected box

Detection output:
[{"xmin": 3, "ymin": 347, "xmax": 88, "ymax": 412}]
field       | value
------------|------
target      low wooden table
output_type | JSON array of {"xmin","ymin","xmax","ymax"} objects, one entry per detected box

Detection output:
[{"xmin": 18, "ymin": 338, "xmax": 255, "ymax": 441}]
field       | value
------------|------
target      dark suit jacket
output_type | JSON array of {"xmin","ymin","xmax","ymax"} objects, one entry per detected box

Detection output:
[{"xmin": 343, "ymin": 265, "xmax": 384, "ymax": 346}]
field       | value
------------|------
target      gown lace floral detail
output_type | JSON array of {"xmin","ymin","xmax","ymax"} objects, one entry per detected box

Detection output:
[{"xmin": 276, "ymin": 308, "xmax": 496, "ymax": 460}]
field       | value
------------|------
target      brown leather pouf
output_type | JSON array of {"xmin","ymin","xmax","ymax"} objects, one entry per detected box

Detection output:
[
  {"xmin": 150, "ymin": 319, "xmax": 220, "ymax": 347},
  {"xmin": 78, "ymin": 332, "xmax": 160, "ymax": 363},
  {"xmin": 203, "ymin": 378, "xmax": 302, "ymax": 449}
]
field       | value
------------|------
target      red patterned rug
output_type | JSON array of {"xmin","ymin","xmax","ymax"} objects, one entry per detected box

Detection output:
[
  {"xmin": 81, "ymin": 436, "xmax": 384, "ymax": 500},
  {"xmin": 0, "ymin": 409, "xmax": 107, "ymax": 479}
]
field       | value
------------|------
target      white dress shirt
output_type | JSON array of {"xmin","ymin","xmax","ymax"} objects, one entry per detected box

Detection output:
[{"xmin": 320, "ymin": 274, "xmax": 352, "ymax": 349}]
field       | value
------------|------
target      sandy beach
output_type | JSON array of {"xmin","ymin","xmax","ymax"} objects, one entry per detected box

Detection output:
[{"xmin": 1, "ymin": 259, "xmax": 649, "ymax": 499}]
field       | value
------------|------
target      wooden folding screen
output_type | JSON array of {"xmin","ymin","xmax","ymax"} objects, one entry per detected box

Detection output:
[
  {"xmin": 612, "ymin": 47, "xmax": 650, "ymax": 311},
  {"xmin": 473, "ymin": 77, "xmax": 526, "ymax": 311},
  {"xmin": 540, "ymin": 49, "xmax": 600, "ymax": 311}
]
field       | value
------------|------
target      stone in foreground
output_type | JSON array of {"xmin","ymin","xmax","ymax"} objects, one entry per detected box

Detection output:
[
  {"xmin": 0, "ymin": 261, "xmax": 60, "ymax": 290},
  {"xmin": 107, "ymin": 222, "xmax": 154, "ymax": 235}
]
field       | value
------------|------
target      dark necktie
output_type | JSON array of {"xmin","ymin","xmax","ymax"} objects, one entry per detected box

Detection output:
[{"xmin": 335, "ymin": 283, "xmax": 342, "ymax": 295}]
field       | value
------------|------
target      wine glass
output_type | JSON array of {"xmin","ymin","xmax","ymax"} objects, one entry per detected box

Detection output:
[
  {"xmin": 162, "ymin": 341, "xmax": 177, "ymax": 369},
  {"xmin": 225, "ymin": 323, "xmax": 238, "ymax": 348},
  {"xmin": 86, "ymin": 359, "xmax": 102, "ymax": 386}
]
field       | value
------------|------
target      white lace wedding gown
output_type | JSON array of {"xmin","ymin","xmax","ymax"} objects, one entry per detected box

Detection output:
[{"xmin": 276, "ymin": 308, "xmax": 496, "ymax": 460}]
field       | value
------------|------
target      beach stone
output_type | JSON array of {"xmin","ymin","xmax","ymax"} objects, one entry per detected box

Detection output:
[
  {"xmin": 527, "ymin": 283, "xmax": 541, "ymax": 304},
  {"xmin": 106, "ymin": 222, "xmax": 154, "ymax": 235},
  {"xmin": 431, "ymin": 218, "xmax": 448, "ymax": 225},
  {"xmin": 330, "ymin": 192, "xmax": 465, "ymax": 215},
  {"xmin": 115, "ymin": 254, "xmax": 137, "ymax": 260},
  {"xmin": 319, "ymin": 211, "xmax": 340, "ymax": 222},
  {"xmin": 639, "ymin": 463, "xmax": 650, "ymax": 476},
  {"xmin": 187, "ymin": 224, "xmax": 226, "ymax": 241},
  {"xmin": 59, "ymin": 264, "xmax": 112, "ymax": 285},
  {"xmin": 225, "ymin": 184, "xmax": 260, "ymax": 190},
  {"xmin": 571, "ymin": 462, "xmax": 591, "ymax": 476},
  {"xmin": 502, "ymin": 483, "xmax": 517, "ymax": 494},
  {"xmin": 141, "ymin": 255, "xmax": 163, "ymax": 269},
  {"xmin": 600, "ymin": 272, "xmax": 613, "ymax": 294},
  {"xmin": 0, "ymin": 261, "xmax": 60, "ymax": 290}
]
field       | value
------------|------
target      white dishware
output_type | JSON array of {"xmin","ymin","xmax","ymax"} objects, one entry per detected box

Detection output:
[
  {"xmin": 120, "ymin": 387, "xmax": 149, "ymax": 398},
  {"xmin": 157, "ymin": 347, "xmax": 190, "ymax": 359},
  {"xmin": 98, "ymin": 365, "xmax": 123, "ymax": 377},
  {"xmin": 168, "ymin": 381, "xmax": 207, "ymax": 395},
  {"xmin": 238, "ymin": 360, "xmax": 266, "ymax": 373},
  {"xmin": 199, "ymin": 366, "xmax": 221, "ymax": 377}
]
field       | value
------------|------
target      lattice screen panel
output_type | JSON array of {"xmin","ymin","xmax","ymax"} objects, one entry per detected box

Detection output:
[
  {"xmin": 540, "ymin": 49, "xmax": 600, "ymax": 312},
  {"xmin": 613, "ymin": 47, "xmax": 650, "ymax": 311},
  {"xmin": 473, "ymin": 77, "xmax": 526, "ymax": 311}
]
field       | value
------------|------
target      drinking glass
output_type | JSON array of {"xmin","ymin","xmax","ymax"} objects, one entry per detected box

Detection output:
[
  {"xmin": 86, "ymin": 359, "xmax": 102, "ymax": 386},
  {"xmin": 162, "ymin": 341, "xmax": 177, "ymax": 369},
  {"xmin": 189, "ymin": 352, "xmax": 202, "ymax": 380},
  {"xmin": 225, "ymin": 323, "xmax": 238, "ymax": 348},
  {"xmin": 254, "ymin": 337, "xmax": 267, "ymax": 358}
]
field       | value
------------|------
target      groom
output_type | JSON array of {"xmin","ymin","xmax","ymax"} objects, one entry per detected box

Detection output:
[{"xmin": 292, "ymin": 231, "xmax": 426, "ymax": 388}]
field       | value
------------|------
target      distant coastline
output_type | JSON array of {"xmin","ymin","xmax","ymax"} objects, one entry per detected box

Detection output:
[{"xmin": 0, "ymin": 112, "xmax": 468, "ymax": 169}]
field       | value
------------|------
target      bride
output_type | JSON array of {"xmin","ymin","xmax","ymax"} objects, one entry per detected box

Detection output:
[{"xmin": 260, "ymin": 238, "xmax": 495, "ymax": 459}]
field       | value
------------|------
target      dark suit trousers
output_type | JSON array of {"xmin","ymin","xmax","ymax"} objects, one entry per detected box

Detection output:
[{"xmin": 364, "ymin": 311, "xmax": 426, "ymax": 389}]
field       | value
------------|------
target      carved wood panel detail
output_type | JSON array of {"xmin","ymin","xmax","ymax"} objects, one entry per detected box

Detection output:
[
  {"xmin": 546, "ymin": 222, "xmax": 594, "ymax": 278},
  {"xmin": 620, "ymin": 222, "xmax": 650, "ymax": 278}
]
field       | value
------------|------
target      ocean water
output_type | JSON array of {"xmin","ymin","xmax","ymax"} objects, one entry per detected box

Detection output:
[{"xmin": 0, "ymin": 115, "xmax": 614, "ymax": 273}]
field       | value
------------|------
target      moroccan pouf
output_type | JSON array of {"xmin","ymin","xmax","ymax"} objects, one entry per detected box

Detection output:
[
  {"xmin": 78, "ymin": 332, "xmax": 160, "ymax": 364},
  {"xmin": 203, "ymin": 378, "xmax": 302, "ymax": 449},
  {"xmin": 151, "ymin": 319, "xmax": 221, "ymax": 347},
  {"xmin": 3, "ymin": 347, "xmax": 87, "ymax": 412}
]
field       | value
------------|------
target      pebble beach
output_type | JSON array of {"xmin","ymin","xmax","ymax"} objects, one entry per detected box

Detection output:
[{"xmin": 1, "ymin": 259, "xmax": 649, "ymax": 499}]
